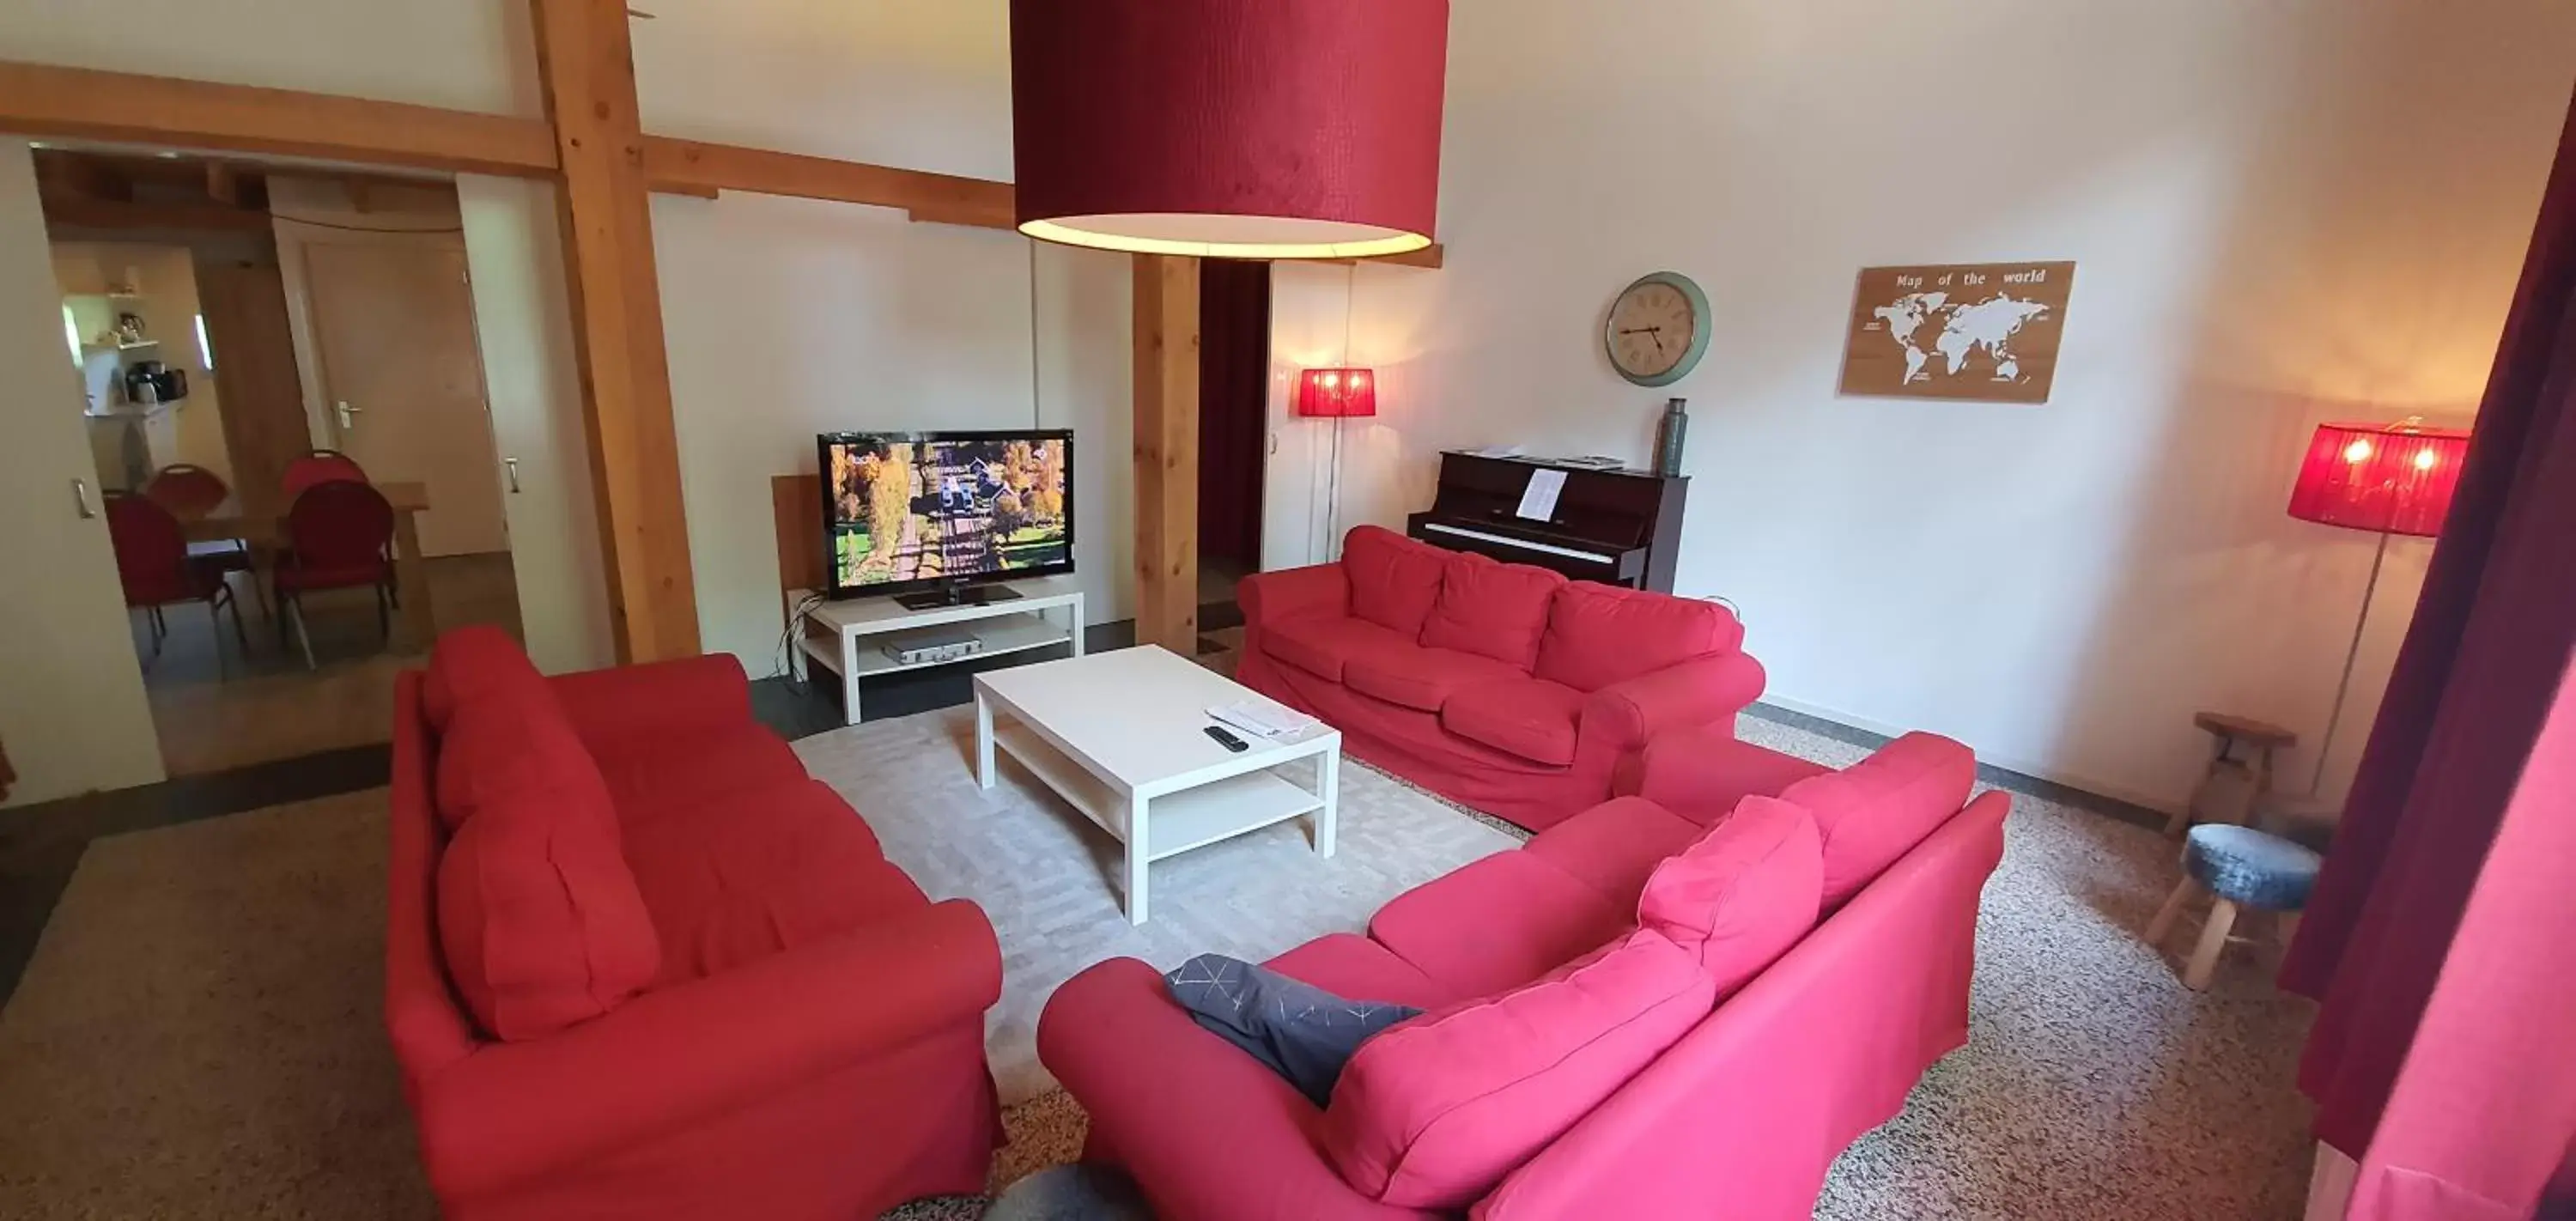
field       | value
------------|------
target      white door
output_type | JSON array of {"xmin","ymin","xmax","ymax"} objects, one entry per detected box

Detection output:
[
  {"xmin": 0, "ymin": 143, "xmax": 164, "ymax": 806},
  {"xmin": 302, "ymin": 238, "xmax": 512, "ymax": 557},
  {"xmin": 455, "ymin": 175, "xmax": 614, "ymax": 674}
]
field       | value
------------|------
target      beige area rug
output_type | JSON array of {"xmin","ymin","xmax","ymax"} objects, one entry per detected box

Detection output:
[{"xmin": 791, "ymin": 706, "xmax": 1522, "ymax": 1104}]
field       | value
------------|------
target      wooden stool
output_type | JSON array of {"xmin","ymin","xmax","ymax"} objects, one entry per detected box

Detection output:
[
  {"xmin": 2145, "ymin": 823, "xmax": 2324, "ymax": 990},
  {"xmin": 2169, "ymin": 712, "xmax": 2297, "ymax": 837}
]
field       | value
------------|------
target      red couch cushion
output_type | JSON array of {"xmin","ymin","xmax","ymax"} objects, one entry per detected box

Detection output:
[
  {"xmin": 1525, "ymin": 796, "xmax": 1704, "ymax": 904},
  {"xmin": 1636, "ymin": 796, "xmax": 1821, "ymax": 996},
  {"xmin": 593, "ymin": 721, "xmax": 810, "ymax": 826},
  {"xmin": 433, "ymin": 691, "xmax": 611, "ymax": 835},
  {"xmin": 1344, "ymin": 646, "xmax": 1525, "ymax": 713},
  {"xmin": 1419, "ymin": 552, "xmax": 1564, "ymax": 670},
  {"xmin": 1261, "ymin": 615, "xmax": 1417, "ymax": 684},
  {"xmin": 1342, "ymin": 525, "xmax": 1449, "ymax": 639},
  {"xmin": 1440, "ymin": 677, "xmax": 1584, "ymax": 766},
  {"xmin": 1779, "ymin": 732, "xmax": 1978, "ymax": 906},
  {"xmin": 1369, "ymin": 852, "xmax": 1632, "ymax": 998},
  {"xmin": 623, "ymin": 777, "xmax": 925, "ymax": 983},
  {"xmin": 1266, "ymin": 932, "xmax": 1471, "ymax": 1011},
  {"xmin": 422, "ymin": 624, "xmax": 545, "ymax": 732},
  {"xmin": 1321, "ymin": 927, "xmax": 1717, "ymax": 1209},
  {"xmin": 436, "ymin": 778, "xmax": 660, "ymax": 1042},
  {"xmin": 1534, "ymin": 583, "xmax": 1743, "ymax": 693},
  {"xmin": 1639, "ymin": 724, "xmax": 1836, "ymax": 827}
]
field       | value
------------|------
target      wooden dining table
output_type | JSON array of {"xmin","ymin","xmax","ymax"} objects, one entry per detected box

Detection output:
[{"xmin": 178, "ymin": 480, "xmax": 435, "ymax": 651}]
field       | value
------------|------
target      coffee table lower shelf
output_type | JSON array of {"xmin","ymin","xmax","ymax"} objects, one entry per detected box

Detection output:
[{"xmin": 990, "ymin": 722, "xmax": 1326, "ymax": 862}]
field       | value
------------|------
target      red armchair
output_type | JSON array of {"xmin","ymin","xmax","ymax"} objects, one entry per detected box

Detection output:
[
  {"xmin": 386, "ymin": 629, "xmax": 1003, "ymax": 1220},
  {"xmin": 1235, "ymin": 525, "xmax": 1767, "ymax": 829}
]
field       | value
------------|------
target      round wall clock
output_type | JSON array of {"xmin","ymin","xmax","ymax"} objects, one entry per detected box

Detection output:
[{"xmin": 1604, "ymin": 271, "xmax": 1711, "ymax": 387}]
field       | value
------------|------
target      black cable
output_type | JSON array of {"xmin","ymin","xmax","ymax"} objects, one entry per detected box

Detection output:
[{"xmin": 775, "ymin": 591, "xmax": 828, "ymax": 681}]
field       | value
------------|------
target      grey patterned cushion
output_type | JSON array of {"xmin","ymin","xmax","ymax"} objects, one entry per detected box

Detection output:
[{"xmin": 2184, "ymin": 824, "xmax": 2324, "ymax": 910}]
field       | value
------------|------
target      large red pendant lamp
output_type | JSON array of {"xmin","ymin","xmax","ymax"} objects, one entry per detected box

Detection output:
[{"xmin": 1009, "ymin": 0, "xmax": 1449, "ymax": 260}]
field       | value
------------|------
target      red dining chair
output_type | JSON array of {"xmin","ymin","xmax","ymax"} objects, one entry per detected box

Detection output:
[
  {"xmin": 105, "ymin": 491, "xmax": 249, "ymax": 676},
  {"xmin": 281, "ymin": 449, "xmax": 370, "ymax": 499},
  {"xmin": 142, "ymin": 463, "xmax": 229, "ymax": 517},
  {"xmin": 274, "ymin": 480, "xmax": 397, "ymax": 671},
  {"xmin": 143, "ymin": 463, "xmax": 270, "ymax": 620}
]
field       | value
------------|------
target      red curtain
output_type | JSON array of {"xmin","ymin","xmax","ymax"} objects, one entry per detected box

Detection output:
[{"xmin": 2281, "ymin": 88, "xmax": 2576, "ymax": 1217}]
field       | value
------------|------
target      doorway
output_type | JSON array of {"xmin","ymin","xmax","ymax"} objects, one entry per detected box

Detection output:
[
  {"xmin": 33, "ymin": 148, "xmax": 524, "ymax": 776},
  {"xmin": 1197, "ymin": 258, "xmax": 1272, "ymax": 624}
]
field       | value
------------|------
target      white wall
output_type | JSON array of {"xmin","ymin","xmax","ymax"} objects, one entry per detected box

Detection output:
[
  {"xmin": 651, "ymin": 193, "xmax": 1132, "ymax": 668},
  {"xmin": 0, "ymin": 145, "xmax": 165, "ymax": 806},
  {"xmin": 636, "ymin": 1, "xmax": 1133, "ymax": 669},
  {"xmin": 1279, "ymin": 0, "xmax": 2576, "ymax": 811},
  {"xmin": 0, "ymin": 0, "xmax": 538, "ymax": 117}
]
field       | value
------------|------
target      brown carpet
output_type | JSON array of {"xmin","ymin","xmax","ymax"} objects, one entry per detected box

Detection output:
[{"xmin": 0, "ymin": 791, "xmax": 437, "ymax": 1219}]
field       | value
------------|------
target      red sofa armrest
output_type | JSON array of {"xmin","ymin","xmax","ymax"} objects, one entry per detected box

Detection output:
[
  {"xmin": 1636, "ymin": 724, "xmax": 1833, "ymax": 825},
  {"xmin": 545, "ymin": 653, "xmax": 753, "ymax": 748},
  {"xmin": 416, "ymin": 899, "xmax": 1000, "ymax": 1200},
  {"xmin": 1036, "ymin": 958, "xmax": 1425, "ymax": 1221},
  {"xmin": 1238, "ymin": 563, "xmax": 1351, "ymax": 628},
  {"xmin": 1579, "ymin": 651, "xmax": 1767, "ymax": 756}
]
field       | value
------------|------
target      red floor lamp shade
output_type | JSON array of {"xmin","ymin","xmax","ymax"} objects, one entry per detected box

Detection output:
[
  {"xmin": 2288, "ymin": 421, "xmax": 2472, "ymax": 538},
  {"xmin": 1008, "ymin": 0, "xmax": 1449, "ymax": 259},
  {"xmin": 2287, "ymin": 418, "xmax": 2472, "ymax": 796},
  {"xmin": 1297, "ymin": 368, "xmax": 1377, "ymax": 418}
]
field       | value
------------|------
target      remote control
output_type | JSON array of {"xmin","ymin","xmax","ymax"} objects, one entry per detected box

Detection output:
[{"xmin": 1204, "ymin": 725, "xmax": 1249, "ymax": 753}]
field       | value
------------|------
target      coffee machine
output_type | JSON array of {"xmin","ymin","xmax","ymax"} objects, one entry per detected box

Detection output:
[{"xmin": 123, "ymin": 361, "xmax": 189, "ymax": 405}]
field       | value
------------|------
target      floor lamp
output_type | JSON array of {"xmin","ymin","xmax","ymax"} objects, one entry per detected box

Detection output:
[
  {"xmin": 2286, "ymin": 418, "xmax": 2472, "ymax": 794},
  {"xmin": 1297, "ymin": 366, "xmax": 1378, "ymax": 557}
]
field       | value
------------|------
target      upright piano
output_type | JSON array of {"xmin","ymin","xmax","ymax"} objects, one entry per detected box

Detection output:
[{"xmin": 1404, "ymin": 452, "xmax": 1689, "ymax": 592}]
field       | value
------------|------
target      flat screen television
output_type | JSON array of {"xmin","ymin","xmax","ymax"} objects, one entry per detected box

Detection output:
[{"xmin": 818, "ymin": 429, "xmax": 1075, "ymax": 607}]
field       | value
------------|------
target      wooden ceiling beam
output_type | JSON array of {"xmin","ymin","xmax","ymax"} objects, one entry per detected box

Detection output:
[
  {"xmin": 1319, "ymin": 243, "xmax": 1444, "ymax": 270},
  {"xmin": 0, "ymin": 60, "xmax": 557, "ymax": 177},
  {"xmin": 641, "ymin": 136, "xmax": 1015, "ymax": 228},
  {"xmin": 533, "ymin": 0, "xmax": 702, "ymax": 663}
]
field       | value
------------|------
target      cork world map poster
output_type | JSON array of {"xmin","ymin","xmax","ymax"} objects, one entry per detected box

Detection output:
[{"xmin": 1839, "ymin": 261, "xmax": 2076, "ymax": 404}]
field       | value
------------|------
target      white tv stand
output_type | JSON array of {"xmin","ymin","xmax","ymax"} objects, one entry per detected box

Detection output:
[{"xmin": 787, "ymin": 577, "xmax": 1086, "ymax": 726}]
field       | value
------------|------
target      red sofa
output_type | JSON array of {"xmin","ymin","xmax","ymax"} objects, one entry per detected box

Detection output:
[
  {"xmin": 1236, "ymin": 525, "xmax": 1767, "ymax": 830},
  {"xmin": 1037, "ymin": 725, "xmax": 2008, "ymax": 1220},
  {"xmin": 385, "ymin": 628, "xmax": 1004, "ymax": 1221}
]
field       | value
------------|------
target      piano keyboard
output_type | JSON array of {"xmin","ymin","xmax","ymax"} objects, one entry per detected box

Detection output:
[{"xmin": 1419, "ymin": 522, "xmax": 1617, "ymax": 565}]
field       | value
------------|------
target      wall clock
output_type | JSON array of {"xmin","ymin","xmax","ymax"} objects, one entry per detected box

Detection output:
[{"xmin": 1604, "ymin": 271, "xmax": 1711, "ymax": 387}]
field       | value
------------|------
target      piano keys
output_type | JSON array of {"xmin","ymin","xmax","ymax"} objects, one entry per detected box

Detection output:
[{"xmin": 1404, "ymin": 452, "xmax": 1689, "ymax": 592}]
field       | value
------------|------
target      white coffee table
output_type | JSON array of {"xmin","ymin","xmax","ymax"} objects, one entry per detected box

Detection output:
[{"xmin": 973, "ymin": 645, "xmax": 1341, "ymax": 924}]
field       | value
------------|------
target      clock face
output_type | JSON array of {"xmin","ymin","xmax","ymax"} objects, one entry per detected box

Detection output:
[{"xmin": 1605, "ymin": 273, "xmax": 1710, "ymax": 386}]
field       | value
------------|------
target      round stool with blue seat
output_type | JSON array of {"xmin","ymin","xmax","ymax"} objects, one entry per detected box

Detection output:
[{"xmin": 2143, "ymin": 823, "xmax": 2324, "ymax": 991}]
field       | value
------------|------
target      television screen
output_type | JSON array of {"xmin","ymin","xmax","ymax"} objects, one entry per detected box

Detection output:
[{"xmin": 819, "ymin": 429, "xmax": 1074, "ymax": 598}]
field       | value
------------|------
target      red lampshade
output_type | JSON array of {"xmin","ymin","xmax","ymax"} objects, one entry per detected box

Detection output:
[
  {"xmin": 1297, "ymin": 368, "xmax": 1377, "ymax": 418},
  {"xmin": 1008, "ymin": 0, "xmax": 1448, "ymax": 259},
  {"xmin": 2287, "ymin": 421, "xmax": 2471, "ymax": 538}
]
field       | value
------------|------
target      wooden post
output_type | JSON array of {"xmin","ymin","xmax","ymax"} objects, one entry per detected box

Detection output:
[
  {"xmin": 1132, "ymin": 255, "xmax": 1200, "ymax": 655},
  {"xmin": 531, "ymin": 0, "xmax": 701, "ymax": 662}
]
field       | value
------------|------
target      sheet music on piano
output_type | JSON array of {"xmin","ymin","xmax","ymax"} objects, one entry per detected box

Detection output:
[{"xmin": 1514, "ymin": 469, "xmax": 1567, "ymax": 521}]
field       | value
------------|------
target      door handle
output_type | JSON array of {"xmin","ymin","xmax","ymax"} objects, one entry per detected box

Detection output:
[
  {"xmin": 504, "ymin": 457, "xmax": 521, "ymax": 494},
  {"xmin": 335, "ymin": 400, "xmax": 361, "ymax": 432},
  {"xmin": 71, "ymin": 477, "xmax": 96, "ymax": 519}
]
